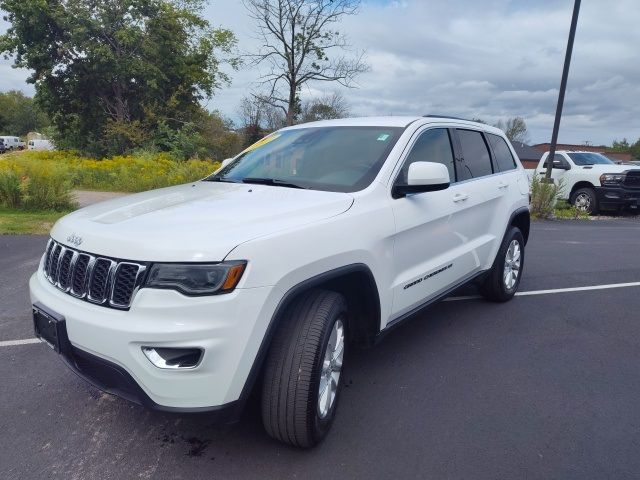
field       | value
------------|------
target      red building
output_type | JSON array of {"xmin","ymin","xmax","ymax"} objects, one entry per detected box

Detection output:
[{"xmin": 532, "ymin": 143, "xmax": 632, "ymax": 163}]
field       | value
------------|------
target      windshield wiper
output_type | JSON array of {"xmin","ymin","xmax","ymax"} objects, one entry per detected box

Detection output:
[
  {"xmin": 241, "ymin": 177, "xmax": 306, "ymax": 189},
  {"xmin": 204, "ymin": 176, "xmax": 241, "ymax": 183}
]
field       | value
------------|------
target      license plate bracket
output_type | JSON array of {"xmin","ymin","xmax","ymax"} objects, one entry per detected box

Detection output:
[{"xmin": 33, "ymin": 303, "xmax": 67, "ymax": 353}]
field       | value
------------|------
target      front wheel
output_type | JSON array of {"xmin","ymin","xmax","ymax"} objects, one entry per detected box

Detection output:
[
  {"xmin": 479, "ymin": 227, "xmax": 525, "ymax": 302},
  {"xmin": 570, "ymin": 187, "xmax": 598, "ymax": 214},
  {"xmin": 261, "ymin": 289, "xmax": 347, "ymax": 448}
]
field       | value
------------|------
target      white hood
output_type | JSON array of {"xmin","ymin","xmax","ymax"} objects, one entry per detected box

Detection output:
[
  {"xmin": 51, "ymin": 182, "xmax": 354, "ymax": 261},
  {"xmin": 576, "ymin": 164, "xmax": 640, "ymax": 173}
]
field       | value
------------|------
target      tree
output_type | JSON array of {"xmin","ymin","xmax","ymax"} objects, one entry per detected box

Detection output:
[
  {"xmin": 238, "ymin": 96, "xmax": 264, "ymax": 130},
  {"xmin": 0, "ymin": 0, "xmax": 238, "ymax": 157},
  {"xmin": 611, "ymin": 138, "xmax": 630, "ymax": 152},
  {"xmin": 300, "ymin": 92, "xmax": 349, "ymax": 122},
  {"xmin": 0, "ymin": 90, "xmax": 50, "ymax": 136},
  {"xmin": 496, "ymin": 117, "xmax": 530, "ymax": 143},
  {"xmin": 243, "ymin": 0, "xmax": 368, "ymax": 126},
  {"xmin": 631, "ymin": 139, "xmax": 640, "ymax": 161}
]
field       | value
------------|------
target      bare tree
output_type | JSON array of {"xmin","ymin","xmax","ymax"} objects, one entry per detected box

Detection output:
[
  {"xmin": 237, "ymin": 96, "xmax": 264, "ymax": 128},
  {"xmin": 496, "ymin": 117, "xmax": 530, "ymax": 144},
  {"xmin": 300, "ymin": 92, "xmax": 350, "ymax": 122},
  {"xmin": 243, "ymin": 0, "xmax": 368, "ymax": 125},
  {"xmin": 261, "ymin": 101, "xmax": 287, "ymax": 131}
]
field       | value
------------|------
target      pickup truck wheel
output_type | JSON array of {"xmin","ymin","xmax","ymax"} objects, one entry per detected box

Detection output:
[
  {"xmin": 261, "ymin": 289, "xmax": 347, "ymax": 448},
  {"xmin": 479, "ymin": 227, "xmax": 524, "ymax": 302},
  {"xmin": 570, "ymin": 187, "xmax": 598, "ymax": 214}
]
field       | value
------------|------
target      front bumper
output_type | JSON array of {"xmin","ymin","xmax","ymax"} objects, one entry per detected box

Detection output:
[
  {"xmin": 29, "ymin": 268, "xmax": 278, "ymax": 413},
  {"xmin": 595, "ymin": 186, "xmax": 640, "ymax": 210}
]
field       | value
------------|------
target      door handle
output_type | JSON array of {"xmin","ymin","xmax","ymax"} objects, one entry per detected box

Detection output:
[
  {"xmin": 498, "ymin": 182, "xmax": 509, "ymax": 189},
  {"xmin": 452, "ymin": 193, "xmax": 470, "ymax": 203}
]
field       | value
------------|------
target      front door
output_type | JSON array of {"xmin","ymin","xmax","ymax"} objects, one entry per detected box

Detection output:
[{"xmin": 389, "ymin": 127, "xmax": 482, "ymax": 319}]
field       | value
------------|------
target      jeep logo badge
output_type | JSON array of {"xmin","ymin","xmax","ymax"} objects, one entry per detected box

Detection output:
[{"xmin": 67, "ymin": 233, "xmax": 83, "ymax": 247}]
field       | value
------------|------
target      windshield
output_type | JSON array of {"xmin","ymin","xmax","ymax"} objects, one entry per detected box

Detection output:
[
  {"xmin": 207, "ymin": 126, "xmax": 404, "ymax": 193},
  {"xmin": 567, "ymin": 152, "xmax": 615, "ymax": 166}
]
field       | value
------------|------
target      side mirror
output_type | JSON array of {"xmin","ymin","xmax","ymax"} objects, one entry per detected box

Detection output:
[
  {"xmin": 551, "ymin": 159, "xmax": 571, "ymax": 170},
  {"xmin": 392, "ymin": 162, "xmax": 450, "ymax": 199},
  {"xmin": 213, "ymin": 158, "xmax": 234, "ymax": 174}
]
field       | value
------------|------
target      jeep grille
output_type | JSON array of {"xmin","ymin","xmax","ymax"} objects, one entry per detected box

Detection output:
[{"xmin": 42, "ymin": 239, "xmax": 147, "ymax": 309}]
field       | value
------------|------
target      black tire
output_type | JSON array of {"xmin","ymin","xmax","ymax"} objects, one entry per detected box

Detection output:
[
  {"xmin": 479, "ymin": 227, "xmax": 525, "ymax": 302},
  {"xmin": 261, "ymin": 289, "xmax": 348, "ymax": 448},
  {"xmin": 570, "ymin": 187, "xmax": 598, "ymax": 214}
]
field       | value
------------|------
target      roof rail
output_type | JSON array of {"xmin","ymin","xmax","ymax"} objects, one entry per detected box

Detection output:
[{"xmin": 423, "ymin": 114, "xmax": 474, "ymax": 122}]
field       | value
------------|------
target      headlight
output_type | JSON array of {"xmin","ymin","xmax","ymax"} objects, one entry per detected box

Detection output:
[
  {"xmin": 600, "ymin": 173, "xmax": 625, "ymax": 185},
  {"xmin": 145, "ymin": 261, "xmax": 246, "ymax": 296}
]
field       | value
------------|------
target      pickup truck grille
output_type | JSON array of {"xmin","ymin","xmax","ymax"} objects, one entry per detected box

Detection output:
[
  {"xmin": 42, "ymin": 239, "xmax": 147, "ymax": 309},
  {"xmin": 624, "ymin": 171, "xmax": 640, "ymax": 188}
]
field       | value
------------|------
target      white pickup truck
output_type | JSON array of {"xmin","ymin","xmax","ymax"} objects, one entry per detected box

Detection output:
[{"xmin": 533, "ymin": 151, "xmax": 640, "ymax": 214}]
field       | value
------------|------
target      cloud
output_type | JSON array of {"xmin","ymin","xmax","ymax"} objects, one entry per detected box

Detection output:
[{"xmin": 2, "ymin": 0, "xmax": 639, "ymax": 145}]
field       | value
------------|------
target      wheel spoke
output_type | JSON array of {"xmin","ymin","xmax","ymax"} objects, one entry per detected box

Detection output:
[
  {"xmin": 318, "ymin": 378, "xmax": 329, "ymax": 415},
  {"xmin": 325, "ymin": 378, "xmax": 334, "ymax": 412},
  {"xmin": 317, "ymin": 319, "xmax": 345, "ymax": 419}
]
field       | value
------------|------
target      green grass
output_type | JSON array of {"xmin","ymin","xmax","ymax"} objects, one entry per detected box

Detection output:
[
  {"xmin": 0, "ymin": 208, "xmax": 71, "ymax": 235},
  {"xmin": 553, "ymin": 202, "xmax": 591, "ymax": 220}
]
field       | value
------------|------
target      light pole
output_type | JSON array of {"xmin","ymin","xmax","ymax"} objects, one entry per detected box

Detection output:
[{"xmin": 545, "ymin": 0, "xmax": 581, "ymax": 181}]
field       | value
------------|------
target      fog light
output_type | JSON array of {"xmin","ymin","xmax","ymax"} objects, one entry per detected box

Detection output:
[{"xmin": 142, "ymin": 347, "xmax": 203, "ymax": 369}]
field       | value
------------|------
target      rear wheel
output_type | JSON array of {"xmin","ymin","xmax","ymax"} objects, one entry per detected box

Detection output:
[
  {"xmin": 479, "ymin": 227, "xmax": 524, "ymax": 302},
  {"xmin": 261, "ymin": 289, "xmax": 347, "ymax": 448},
  {"xmin": 570, "ymin": 187, "xmax": 598, "ymax": 214}
]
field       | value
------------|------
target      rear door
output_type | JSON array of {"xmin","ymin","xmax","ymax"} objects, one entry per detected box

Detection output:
[
  {"xmin": 484, "ymin": 133, "xmax": 524, "ymax": 259},
  {"xmin": 451, "ymin": 128, "xmax": 503, "ymax": 269},
  {"xmin": 389, "ymin": 127, "xmax": 482, "ymax": 319}
]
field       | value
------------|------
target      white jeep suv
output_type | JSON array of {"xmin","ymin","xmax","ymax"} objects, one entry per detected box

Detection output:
[
  {"xmin": 30, "ymin": 116, "xmax": 530, "ymax": 447},
  {"xmin": 534, "ymin": 150, "xmax": 640, "ymax": 214}
]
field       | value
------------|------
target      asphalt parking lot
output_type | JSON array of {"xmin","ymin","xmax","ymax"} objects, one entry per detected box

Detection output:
[{"xmin": 2, "ymin": 219, "xmax": 640, "ymax": 480}]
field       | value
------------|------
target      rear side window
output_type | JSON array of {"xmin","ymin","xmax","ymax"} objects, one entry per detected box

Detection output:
[
  {"xmin": 487, "ymin": 134, "xmax": 517, "ymax": 172},
  {"xmin": 457, "ymin": 129, "xmax": 493, "ymax": 180},
  {"xmin": 399, "ymin": 128, "xmax": 456, "ymax": 184}
]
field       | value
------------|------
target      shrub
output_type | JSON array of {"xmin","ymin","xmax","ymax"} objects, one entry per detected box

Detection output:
[
  {"xmin": 21, "ymin": 163, "xmax": 75, "ymax": 210},
  {"xmin": 0, "ymin": 151, "xmax": 221, "ymax": 211},
  {"xmin": 0, "ymin": 159, "xmax": 76, "ymax": 210},
  {"xmin": 530, "ymin": 175, "xmax": 562, "ymax": 219},
  {"xmin": 0, "ymin": 168, "xmax": 22, "ymax": 208}
]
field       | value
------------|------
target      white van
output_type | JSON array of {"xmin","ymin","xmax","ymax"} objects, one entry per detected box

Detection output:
[
  {"xmin": 28, "ymin": 139, "xmax": 55, "ymax": 151},
  {"xmin": 0, "ymin": 136, "xmax": 25, "ymax": 150}
]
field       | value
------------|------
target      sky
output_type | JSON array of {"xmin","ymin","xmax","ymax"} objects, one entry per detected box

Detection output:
[{"xmin": 1, "ymin": 0, "xmax": 639, "ymax": 145}]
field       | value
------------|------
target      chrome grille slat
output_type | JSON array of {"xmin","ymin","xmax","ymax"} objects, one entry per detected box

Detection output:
[
  {"xmin": 110, "ymin": 263, "xmax": 146, "ymax": 307},
  {"xmin": 57, "ymin": 249, "xmax": 75, "ymax": 291},
  {"xmin": 43, "ymin": 239, "xmax": 54, "ymax": 277},
  {"xmin": 41, "ymin": 239, "xmax": 146, "ymax": 309},
  {"xmin": 48, "ymin": 244, "xmax": 63, "ymax": 283},
  {"xmin": 70, "ymin": 253, "xmax": 91, "ymax": 298}
]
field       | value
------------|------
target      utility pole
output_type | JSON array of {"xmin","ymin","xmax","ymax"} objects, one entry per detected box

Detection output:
[{"xmin": 545, "ymin": 0, "xmax": 581, "ymax": 181}]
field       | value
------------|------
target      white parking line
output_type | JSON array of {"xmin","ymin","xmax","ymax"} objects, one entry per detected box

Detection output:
[
  {"xmin": 0, "ymin": 338, "xmax": 41, "ymax": 347},
  {"xmin": 2, "ymin": 281, "xmax": 640, "ymax": 348},
  {"xmin": 445, "ymin": 281, "xmax": 640, "ymax": 302}
]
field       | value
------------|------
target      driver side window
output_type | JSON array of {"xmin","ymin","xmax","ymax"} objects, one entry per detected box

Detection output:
[{"xmin": 398, "ymin": 129, "xmax": 456, "ymax": 185}]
